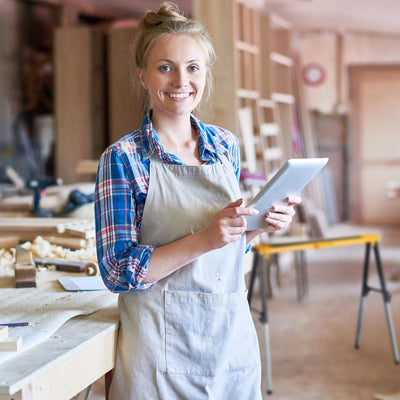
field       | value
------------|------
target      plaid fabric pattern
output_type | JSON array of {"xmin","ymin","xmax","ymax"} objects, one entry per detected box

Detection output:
[{"xmin": 95, "ymin": 113, "xmax": 241, "ymax": 292}]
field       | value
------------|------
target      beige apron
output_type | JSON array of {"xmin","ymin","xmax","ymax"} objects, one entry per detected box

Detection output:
[{"xmin": 109, "ymin": 152, "xmax": 262, "ymax": 399}]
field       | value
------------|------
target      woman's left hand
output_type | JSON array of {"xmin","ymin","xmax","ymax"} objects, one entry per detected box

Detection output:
[{"xmin": 259, "ymin": 195, "xmax": 302, "ymax": 233}]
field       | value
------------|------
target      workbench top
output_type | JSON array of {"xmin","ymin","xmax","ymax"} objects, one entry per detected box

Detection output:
[{"xmin": 0, "ymin": 269, "xmax": 119, "ymax": 400}]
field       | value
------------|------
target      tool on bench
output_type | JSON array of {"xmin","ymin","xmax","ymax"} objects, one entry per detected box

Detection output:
[
  {"xmin": 34, "ymin": 258, "xmax": 99, "ymax": 276},
  {"xmin": 14, "ymin": 246, "xmax": 37, "ymax": 288},
  {"xmin": 26, "ymin": 175, "xmax": 63, "ymax": 217}
]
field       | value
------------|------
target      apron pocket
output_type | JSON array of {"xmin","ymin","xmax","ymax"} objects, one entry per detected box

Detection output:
[{"xmin": 164, "ymin": 290, "xmax": 259, "ymax": 376}]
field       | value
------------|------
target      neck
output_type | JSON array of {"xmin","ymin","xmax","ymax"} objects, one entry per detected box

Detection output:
[
  {"xmin": 152, "ymin": 112, "xmax": 193, "ymax": 146},
  {"xmin": 151, "ymin": 111, "xmax": 201, "ymax": 165}
]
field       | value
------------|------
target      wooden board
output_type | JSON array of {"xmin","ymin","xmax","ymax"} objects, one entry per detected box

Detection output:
[
  {"xmin": 193, "ymin": 0, "xmax": 237, "ymax": 130},
  {"xmin": 108, "ymin": 26, "xmax": 142, "ymax": 144},
  {"xmin": 0, "ymin": 336, "xmax": 22, "ymax": 352},
  {"xmin": 55, "ymin": 27, "xmax": 106, "ymax": 184},
  {"xmin": 0, "ymin": 307, "xmax": 118, "ymax": 400}
]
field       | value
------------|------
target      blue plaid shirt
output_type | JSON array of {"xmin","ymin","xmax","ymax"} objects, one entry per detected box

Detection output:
[{"xmin": 95, "ymin": 113, "xmax": 241, "ymax": 293}]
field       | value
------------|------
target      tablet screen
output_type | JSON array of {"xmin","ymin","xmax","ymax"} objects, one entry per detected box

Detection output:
[{"xmin": 245, "ymin": 158, "xmax": 328, "ymax": 231}]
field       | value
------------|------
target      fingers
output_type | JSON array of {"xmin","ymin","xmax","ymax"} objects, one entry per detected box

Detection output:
[
  {"xmin": 287, "ymin": 195, "xmax": 302, "ymax": 206},
  {"xmin": 263, "ymin": 197, "xmax": 301, "ymax": 231},
  {"xmin": 224, "ymin": 198, "xmax": 259, "ymax": 218},
  {"xmin": 216, "ymin": 199, "xmax": 260, "ymax": 239},
  {"xmin": 225, "ymin": 198, "xmax": 244, "ymax": 209},
  {"xmin": 265, "ymin": 210, "xmax": 293, "ymax": 230},
  {"xmin": 270, "ymin": 203, "xmax": 296, "ymax": 216}
]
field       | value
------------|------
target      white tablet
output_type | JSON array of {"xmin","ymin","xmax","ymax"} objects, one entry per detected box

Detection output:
[{"xmin": 244, "ymin": 158, "xmax": 328, "ymax": 231}]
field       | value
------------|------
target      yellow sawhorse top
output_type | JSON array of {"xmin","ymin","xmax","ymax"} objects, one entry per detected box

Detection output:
[
  {"xmin": 253, "ymin": 233, "xmax": 381, "ymax": 257},
  {"xmin": 248, "ymin": 233, "xmax": 398, "ymax": 395}
]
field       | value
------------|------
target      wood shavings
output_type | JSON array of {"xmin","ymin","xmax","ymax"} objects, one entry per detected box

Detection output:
[
  {"xmin": 0, "ymin": 236, "xmax": 97, "ymax": 276},
  {"xmin": 57, "ymin": 219, "xmax": 95, "ymax": 239},
  {"xmin": 0, "ymin": 250, "xmax": 14, "ymax": 276}
]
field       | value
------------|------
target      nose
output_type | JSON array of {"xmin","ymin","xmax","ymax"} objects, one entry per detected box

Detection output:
[{"xmin": 172, "ymin": 69, "xmax": 188, "ymax": 87}]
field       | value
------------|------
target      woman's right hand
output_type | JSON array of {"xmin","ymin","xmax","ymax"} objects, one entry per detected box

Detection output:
[
  {"xmin": 145, "ymin": 199, "xmax": 256, "ymax": 284},
  {"xmin": 199, "ymin": 198, "xmax": 258, "ymax": 250}
]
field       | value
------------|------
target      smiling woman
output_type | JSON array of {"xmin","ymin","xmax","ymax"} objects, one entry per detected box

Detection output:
[
  {"xmin": 137, "ymin": 34, "xmax": 208, "ymax": 146},
  {"xmin": 94, "ymin": 2, "xmax": 301, "ymax": 399}
]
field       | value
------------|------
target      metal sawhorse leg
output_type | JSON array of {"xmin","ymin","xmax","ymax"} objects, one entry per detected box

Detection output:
[
  {"xmin": 247, "ymin": 234, "xmax": 399, "ymax": 396},
  {"xmin": 248, "ymin": 250, "xmax": 273, "ymax": 394},
  {"xmin": 355, "ymin": 241, "xmax": 399, "ymax": 363}
]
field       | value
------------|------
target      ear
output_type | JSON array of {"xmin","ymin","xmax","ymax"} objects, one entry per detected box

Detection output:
[{"xmin": 137, "ymin": 69, "xmax": 147, "ymax": 89}]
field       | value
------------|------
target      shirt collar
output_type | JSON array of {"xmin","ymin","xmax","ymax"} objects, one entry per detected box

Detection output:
[
  {"xmin": 137, "ymin": 113, "xmax": 159, "ymax": 160},
  {"xmin": 138, "ymin": 111, "xmax": 226, "ymax": 162},
  {"xmin": 190, "ymin": 114, "xmax": 226, "ymax": 159}
]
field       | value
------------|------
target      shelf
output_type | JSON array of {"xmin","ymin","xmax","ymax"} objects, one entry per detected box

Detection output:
[
  {"xmin": 258, "ymin": 98, "xmax": 275, "ymax": 108},
  {"xmin": 236, "ymin": 88, "xmax": 259, "ymax": 99},
  {"xmin": 235, "ymin": 41, "xmax": 259, "ymax": 54},
  {"xmin": 263, "ymin": 147, "xmax": 283, "ymax": 161},
  {"xmin": 260, "ymin": 123, "xmax": 279, "ymax": 137},
  {"xmin": 270, "ymin": 52, "xmax": 293, "ymax": 67},
  {"xmin": 271, "ymin": 93, "xmax": 295, "ymax": 104}
]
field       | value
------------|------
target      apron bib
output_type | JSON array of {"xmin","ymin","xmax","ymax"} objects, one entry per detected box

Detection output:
[{"xmin": 109, "ymin": 153, "xmax": 262, "ymax": 400}]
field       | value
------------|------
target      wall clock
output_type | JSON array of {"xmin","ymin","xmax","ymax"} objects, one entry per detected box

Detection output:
[{"xmin": 302, "ymin": 63, "xmax": 326, "ymax": 86}]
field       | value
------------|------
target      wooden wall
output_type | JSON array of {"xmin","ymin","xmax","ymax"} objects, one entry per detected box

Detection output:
[{"xmin": 294, "ymin": 31, "xmax": 400, "ymax": 113}]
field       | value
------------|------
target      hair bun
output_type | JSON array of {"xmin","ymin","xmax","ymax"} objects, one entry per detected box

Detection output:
[{"xmin": 141, "ymin": 2, "xmax": 187, "ymax": 29}]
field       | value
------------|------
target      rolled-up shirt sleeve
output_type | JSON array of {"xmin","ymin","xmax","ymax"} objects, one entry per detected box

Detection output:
[{"xmin": 95, "ymin": 146, "xmax": 154, "ymax": 293}]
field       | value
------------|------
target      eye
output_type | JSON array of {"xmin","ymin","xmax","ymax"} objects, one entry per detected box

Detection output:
[
  {"xmin": 188, "ymin": 65, "xmax": 200, "ymax": 73},
  {"xmin": 159, "ymin": 65, "xmax": 171, "ymax": 72}
]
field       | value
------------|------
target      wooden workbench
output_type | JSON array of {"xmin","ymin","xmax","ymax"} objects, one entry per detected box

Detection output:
[
  {"xmin": 0, "ymin": 307, "xmax": 118, "ymax": 400},
  {"xmin": 0, "ymin": 270, "xmax": 119, "ymax": 400}
]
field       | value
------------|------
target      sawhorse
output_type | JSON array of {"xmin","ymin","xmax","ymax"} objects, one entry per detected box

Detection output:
[{"xmin": 247, "ymin": 233, "xmax": 399, "ymax": 395}]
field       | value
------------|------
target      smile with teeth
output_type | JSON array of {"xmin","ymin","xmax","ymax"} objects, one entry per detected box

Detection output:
[{"xmin": 168, "ymin": 92, "xmax": 192, "ymax": 99}]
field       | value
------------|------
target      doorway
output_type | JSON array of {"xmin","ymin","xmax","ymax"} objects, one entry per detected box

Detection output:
[{"xmin": 349, "ymin": 65, "xmax": 400, "ymax": 224}]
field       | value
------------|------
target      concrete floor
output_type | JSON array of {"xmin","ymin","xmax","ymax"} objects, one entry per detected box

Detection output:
[{"xmin": 87, "ymin": 224, "xmax": 400, "ymax": 400}]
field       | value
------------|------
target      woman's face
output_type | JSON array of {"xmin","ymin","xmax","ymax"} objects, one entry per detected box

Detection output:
[{"xmin": 138, "ymin": 34, "xmax": 208, "ymax": 119}]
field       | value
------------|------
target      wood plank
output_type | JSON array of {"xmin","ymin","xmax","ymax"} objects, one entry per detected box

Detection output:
[
  {"xmin": 0, "ymin": 218, "xmax": 85, "ymax": 232},
  {"xmin": 260, "ymin": 123, "xmax": 279, "ymax": 136},
  {"xmin": 75, "ymin": 159, "xmax": 99, "ymax": 176},
  {"xmin": 271, "ymin": 93, "xmax": 295, "ymax": 104},
  {"xmin": 193, "ymin": 0, "xmax": 237, "ymax": 130},
  {"xmin": 0, "ymin": 308, "xmax": 119, "ymax": 399},
  {"xmin": 108, "ymin": 27, "xmax": 142, "ymax": 144},
  {"xmin": 0, "ymin": 327, "xmax": 8, "ymax": 341},
  {"xmin": 40, "ymin": 236, "xmax": 88, "ymax": 250},
  {"xmin": 0, "ymin": 236, "xmax": 20, "ymax": 250},
  {"xmin": 258, "ymin": 98, "xmax": 275, "ymax": 108},
  {"xmin": 235, "ymin": 41, "xmax": 259, "ymax": 54},
  {"xmin": 55, "ymin": 27, "xmax": 106, "ymax": 184},
  {"xmin": 0, "ymin": 218, "xmax": 95, "ymax": 248},
  {"xmin": 236, "ymin": 89, "xmax": 259, "ymax": 99},
  {"xmin": 0, "ymin": 336, "xmax": 22, "ymax": 352},
  {"xmin": 263, "ymin": 147, "xmax": 283, "ymax": 160},
  {"xmin": 238, "ymin": 107, "xmax": 258, "ymax": 173},
  {"xmin": 270, "ymin": 52, "xmax": 293, "ymax": 66}
]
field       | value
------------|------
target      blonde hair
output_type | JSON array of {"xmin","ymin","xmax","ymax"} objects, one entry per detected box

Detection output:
[{"xmin": 133, "ymin": 2, "xmax": 216, "ymax": 116}]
